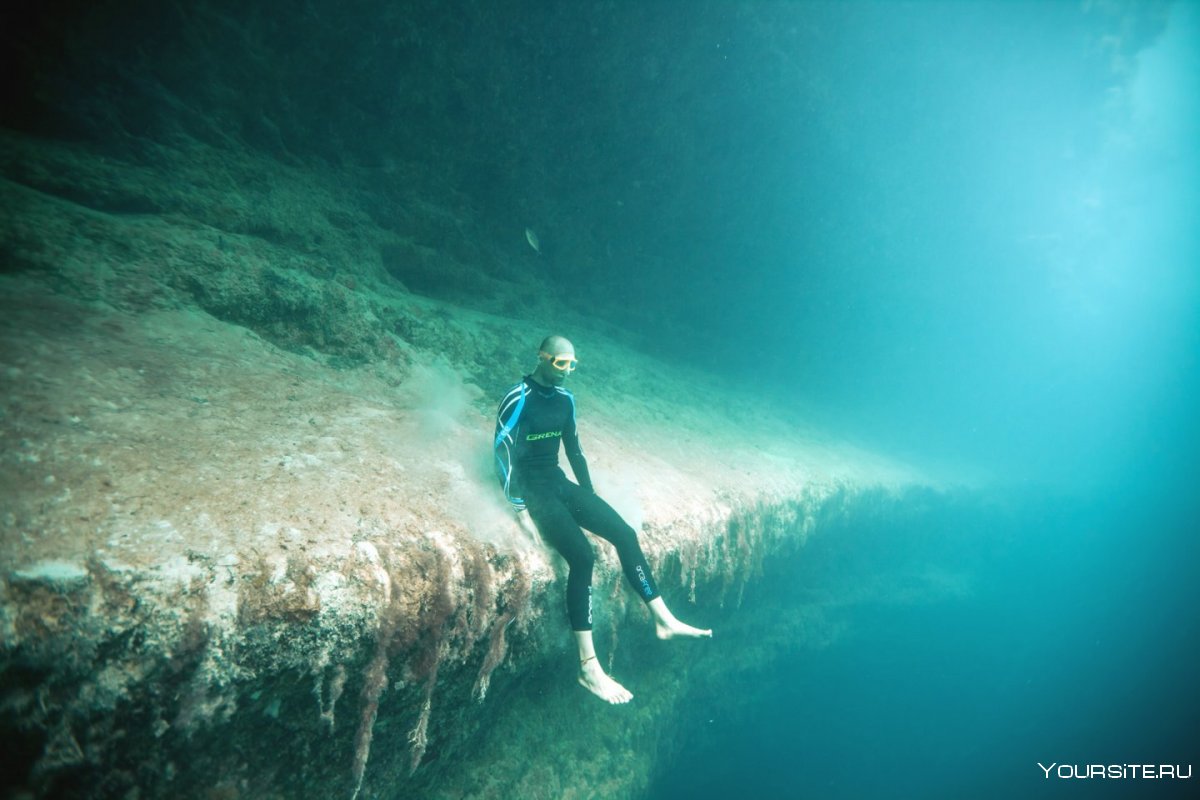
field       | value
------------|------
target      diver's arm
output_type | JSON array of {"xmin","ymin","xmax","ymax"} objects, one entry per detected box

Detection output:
[
  {"xmin": 565, "ymin": 444, "xmax": 594, "ymax": 493},
  {"xmin": 563, "ymin": 413, "xmax": 594, "ymax": 493},
  {"xmin": 494, "ymin": 385, "xmax": 527, "ymax": 510}
]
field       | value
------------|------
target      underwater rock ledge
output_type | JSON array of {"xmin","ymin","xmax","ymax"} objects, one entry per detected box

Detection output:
[
  {"xmin": 2, "ymin": 481, "xmax": 925, "ymax": 800},
  {"xmin": 0, "ymin": 281, "xmax": 934, "ymax": 800}
]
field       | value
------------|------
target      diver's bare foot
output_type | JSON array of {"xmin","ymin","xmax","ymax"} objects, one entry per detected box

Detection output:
[
  {"xmin": 578, "ymin": 657, "xmax": 633, "ymax": 704},
  {"xmin": 655, "ymin": 617, "xmax": 713, "ymax": 640}
]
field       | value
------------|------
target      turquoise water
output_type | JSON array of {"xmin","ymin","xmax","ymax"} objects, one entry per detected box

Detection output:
[
  {"xmin": 636, "ymin": 6, "xmax": 1200, "ymax": 790},
  {"xmin": 2, "ymin": 1, "xmax": 1197, "ymax": 797}
]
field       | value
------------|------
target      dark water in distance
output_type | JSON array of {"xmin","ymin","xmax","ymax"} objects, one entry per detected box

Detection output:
[{"xmin": 647, "ymin": 486, "xmax": 1199, "ymax": 799}]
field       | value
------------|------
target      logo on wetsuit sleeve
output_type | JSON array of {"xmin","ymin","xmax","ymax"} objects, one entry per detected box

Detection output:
[{"xmin": 526, "ymin": 430, "xmax": 562, "ymax": 441}]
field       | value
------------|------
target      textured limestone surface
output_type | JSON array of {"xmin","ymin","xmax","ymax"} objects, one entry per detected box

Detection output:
[{"xmin": 2, "ymin": 134, "xmax": 937, "ymax": 799}]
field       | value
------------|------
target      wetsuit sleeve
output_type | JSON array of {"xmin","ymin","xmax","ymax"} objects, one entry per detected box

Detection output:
[
  {"xmin": 563, "ymin": 394, "xmax": 594, "ymax": 493},
  {"xmin": 494, "ymin": 385, "xmax": 526, "ymax": 511}
]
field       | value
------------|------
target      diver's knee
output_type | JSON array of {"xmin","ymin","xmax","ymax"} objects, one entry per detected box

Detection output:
[
  {"xmin": 568, "ymin": 547, "xmax": 596, "ymax": 575},
  {"xmin": 611, "ymin": 525, "xmax": 641, "ymax": 552}
]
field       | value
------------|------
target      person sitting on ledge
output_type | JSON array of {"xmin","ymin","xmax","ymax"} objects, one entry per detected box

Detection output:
[{"xmin": 493, "ymin": 334, "xmax": 712, "ymax": 704}]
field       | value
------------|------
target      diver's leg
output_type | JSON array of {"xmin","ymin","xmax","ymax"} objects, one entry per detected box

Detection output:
[
  {"xmin": 565, "ymin": 484, "xmax": 712, "ymax": 640},
  {"xmin": 562, "ymin": 483, "xmax": 660, "ymax": 601},
  {"xmin": 526, "ymin": 486, "xmax": 633, "ymax": 703}
]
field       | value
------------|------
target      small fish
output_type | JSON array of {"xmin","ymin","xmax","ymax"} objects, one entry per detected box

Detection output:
[{"xmin": 525, "ymin": 227, "xmax": 542, "ymax": 254}]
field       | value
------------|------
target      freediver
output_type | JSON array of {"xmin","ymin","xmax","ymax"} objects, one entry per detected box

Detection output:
[{"xmin": 493, "ymin": 335, "xmax": 712, "ymax": 704}]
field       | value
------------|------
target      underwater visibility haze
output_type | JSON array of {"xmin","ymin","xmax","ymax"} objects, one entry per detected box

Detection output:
[{"xmin": 1, "ymin": 1, "xmax": 1197, "ymax": 798}]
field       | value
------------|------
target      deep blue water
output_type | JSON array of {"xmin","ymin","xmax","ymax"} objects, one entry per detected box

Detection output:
[{"xmin": 649, "ymin": 489, "xmax": 1199, "ymax": 799}]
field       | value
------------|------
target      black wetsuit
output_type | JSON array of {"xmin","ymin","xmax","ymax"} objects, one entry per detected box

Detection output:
[{"xmin": 494, "ymin": 376, "xmax": 660, "ymax": 631}]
